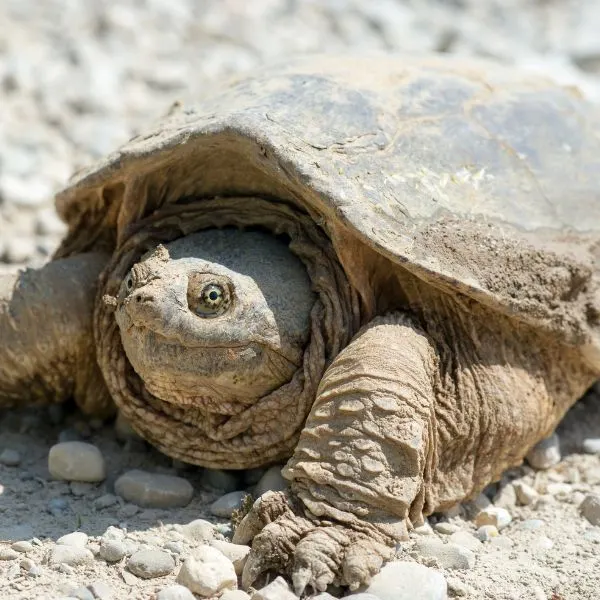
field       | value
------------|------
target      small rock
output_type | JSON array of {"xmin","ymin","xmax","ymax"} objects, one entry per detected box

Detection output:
[
  {"xmin": 202, "ymin": 469, "xmax": 240, "ymax": 493},
  {"xmin": 118, "ymin": 504, "xmax": 140, "ymax": 518},
  {"xmin": 94, "ymin": 494, "xmax": 119, "ymax": 510},
  {"xmin": 181, "ymin": 519, "xmax": 215, "ymax": 542},
  {"xmin": 0, "ymin": 547, "xmax": 20, "ymax": 560},
  {"xmin": 433, "ymin": 522, "xmax": 460, "ymax": 535},
  {"xmin": 210, "ymin": 491, "xmax": 247, "ymax": 518},
  {"xmin": 157, "ymin": 585, "xmax": 197, "ymax": 600},
  {"xmin": 20, "ymin": 557, "xmax": 35, "ymax": 570},
  {"xmin": 475, "ymin": 525, "xmax": 499, "ymax": 541},
  {"xmin": 28, "ymin": 564, "xmax": 43, "ymax": 577},
  {"xmin": 446, "ymin": 577, "xmax": 469, "ymax": 597},
  {"xmin": 99, "ymin": 540, "xmax": 127, "ymax": 563},
  {"xmin": 48, "ymin": 497, "xmax": 70, "ymax": 516},
  {"xmin": 70, "ymin": 586, "xmax": 94, "ymax": 600},
  {"xmin": 210, "ymin": 540, "xmax": 251, "ymax": 576},
  {"xmin": 546, "ymin": 482, "xmax": 572, "ymax": 497},
  {"xmin": 49, "ymin": 545, "xmax": 94, "ymax": 566},
  {"xmin": 176, "ymin": 545, "xmax": 237, "ymax": 596},
  {"xmin": 513, "ymin": 481, "xmax": 539, "ymax": 506},
  {"xmin": 582, "ymin": 438, "xmax": 600, "ymax": 454},
  {"xmin": 254, "ymin": 466, "xmax": 287, "ymax": 497},
  {"xmin": 11, "ymin": 541, "xmax": 33, "ymax": 553},
  {"xmin": 489, "ymin": 536, "xmax": 514, "ymax": 549},
  {"xmin": 0, "ymin": 448, "xmax": 21, "ymax": 466},
  {"xmin": 448, "ymin": 531, "xmax": 481, "ymax": 552},
  {"xmin": 363, "ymin": 561, "xmax": 447, "ymax": 600},
  {"xmin": 88, "ymin": 581, "xmax": 113, "ymax": 600},
  {"xmin": 3, "ymin": 237, "xmax": 36, "ymax": 263},
  {"xmin": 493, "ymin": 484, "xmax": 517, "ymax": 508},
  {"xmin": 70, "ymin": 481, "xmax": 95, "ymax": 496},
  {"xmin": 519, "ymin": 519, "xmax": 545, "ymax": 531},
  {"xmin": 101, "ymin": 526, "xmax": 125, "ymax": 542},
  {"xmin": 526, "ymin": 433, "xmax": 561, "ymax": 470},
  {"xmin": 164, "ymin": 541, "xmax": 184, "ymax": 554},
  {"xmin": 413, "ymin": 522, "xmax": 434, "ymax": 536},
  {"xmin": 475, "ymin": 507, "xmax": 512, "ymax": 531},
  {"xmin": 114, "ymin": 470, "xmax": 193, "ymax": 508},
  {"xmin": 253, "ymin": 576, "xmax": 297, "ymax": 600},
  {"xmin": 127, "ymin": 549, "xmax": 175, "ymax": 579},
  {"xmin": 221, "ymin": 592, "xmax": 251, "ymax": 600},
  {"xmin": 580, "ymin": 493, "xmax": 600, "ymax": 526},
  {"xmin": 57, "ymin": 532, "xmax": 89, "ymax": 547},
  {"xmin": 48, "ymin": 442, "xmax": 106, "ymax": 482},
  {"xmin": 414, "ymin": 538, "xmax": 475, "ymax": 569}
]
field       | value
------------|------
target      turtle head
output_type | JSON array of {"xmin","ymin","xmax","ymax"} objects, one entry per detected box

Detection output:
[{"xmin": 114, "ymin": 229, "xmax": 314, "ymax": 414}]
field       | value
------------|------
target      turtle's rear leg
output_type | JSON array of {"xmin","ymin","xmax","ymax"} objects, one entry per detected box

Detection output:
[{"xmin": 0, "ymin": 252, "xmax": 113, "ymax": 416}]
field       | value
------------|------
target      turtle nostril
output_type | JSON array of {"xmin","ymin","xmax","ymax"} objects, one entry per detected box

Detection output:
[{"xmin": 134, "ymin": 292, "xmax": 154, "ymax": 304}]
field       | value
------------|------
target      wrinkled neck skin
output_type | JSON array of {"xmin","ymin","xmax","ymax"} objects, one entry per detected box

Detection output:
[{"xmin": 114, "ymin": 229, "xmax": 315, "ymax": 419}]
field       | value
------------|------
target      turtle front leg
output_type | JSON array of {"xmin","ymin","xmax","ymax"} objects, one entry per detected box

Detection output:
[
  {"xmin": 0, "ymin": 252, "xmax": 113, "ymax": 415},
  {"xmin": 236, "ymin": 313, "xmax": 438, "ymax": 592}
]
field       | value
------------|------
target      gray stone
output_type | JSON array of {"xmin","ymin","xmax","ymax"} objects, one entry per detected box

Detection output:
[
  {"xmin": 254, "ymin": 465, "xmax": 287, "ymax": 497},
  {"xmin": 475, "ymin": 525, "xmax": 499, "ymax": 541},
  {"xmin": 127, "ymin": 549, "xmax": 175, "ymax": 579},
  {"xmin": 582, "ymin": 438, "xmax": 600, "ymax": 454},
  {"xmin": 71, "ymin": 587, "xmax": 94, "ymax": 600},
  {"xmin": 48, "ymin": 497, "xmax": 70, "ymax": 516},
  {"xmin": 202, "ymin": 469, "xmax": 240, "ymax": 493},
  {"xmin": 210, "ymin": 491, "xmax": 248, "ymax": 517},
  {"xmin": 526, "ymin": 433, "xmax": 561, "ymax": 470},
  {"xmin": 99, "ymin": 540, "xmax": 127, "ymax": 563},
  {"xmin": 176, "ymin": 545, "xmax": 237, "ymax": 596},
  {"xmin": 253, "ymin": 576, "xmax": 296, "ymax": 600},
  {"xmin": 88, "ymin": 581, "xmax": 114, "ymax": 600},
  {"xmin": 518, "ymin": 519, "xmax": 545, "ymax": 531},
  {"xmin": 157, "ymin": 585, "xmax": 197, "ymax": 600},
  {"xmin": 221, "ymin": 592, "xmax": 251, "ymax": 600},
  {"xmin": 28, "ymin": 564, "xmax": 43, "ymax": 577},
  {"xmin": 49, "ymin": 545, "xmax": 94, "ymax": 566},
  {"xmin": 448, "ymin": 531, "xmax": 481, "ymax": 552},
  {"xmin": 362, "ymin": 560, "xmax": 447, "ymax": 600},
  {"xmin": 580, "ymin": 493, "xmax": 600, "ymax": 526},
  {"xmin": 414, "ymin": 538, "xmax": 475, "ymax": 569},
  {"xmin": 114, "ymin": 470, "xmax": 193, "ymax": 508},
  {"xmin": 0, "ymin": 448, "xmax": 21, "ymax": 466},
  {"xmin": 48, "ymin": 442, "xmax": 106, "ymax": 482},
  {"xmin": 95, "ymin": 494, "xmax": 118, "ymax": 510},
  {"xmin": 70, "ymin": 481, "xmax": 95, "ymax": 496},
  {"xmin": 433, "ymin": 522, "xmax": 460, "ymax": 535},
  {"xmin": 492, "ymin": 484, "xmax": 517, "ymax": 509},
  {"xmin": 57, "ymin": 531, "xmax": 89, "ymax": 547}
]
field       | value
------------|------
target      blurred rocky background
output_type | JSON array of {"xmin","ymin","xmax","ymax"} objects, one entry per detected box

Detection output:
[{"xmin": 1, "ymin": 0, "xmax": 599, "ymax": 269}]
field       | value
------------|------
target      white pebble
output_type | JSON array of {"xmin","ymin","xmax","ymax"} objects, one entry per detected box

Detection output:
[
  {"xmin": 414, "ymin": 538, "xmax": 475, "ymax": 569},
  {"xmin": 475, "ymin": 507, "xmax": 512, "ymax": 531},
  {"xmin": 210, "ymin": 540, "xmax": 251, "ymax": 576},
  {"xmin": 0, "ymin": 547, "xmax": 20, "ymax": 560},
  {"xmin": 475, "ymin": 525, "xmax": 499, "ymax": 541},
  {"xmin": 448, "ymin": 531, "xmax": 481, "ymax": 552},
  {"xmin": 11, "ymin": 541, "xmax": 33, "ymax": 553},
  {"xmin": 176, "ymin": 545, "xmax": 237, "ymax": 596},
  {"xmin": 546, "ymin": 482, "xmax": 572, "ymax": 497},
  {"xmin": 253, "ymin": 576, "xmax": 297, "ymax": 600},
  {"xmin": 412, "ymin": 522, "xmax": 434, "ymax": 536},
  {"xmin": 49, "ymin": 545, "xmax": 94, "ymax": 566},
  {"xmin": 526, "ymin": 433, "xmax": 561, "ymax": 470},
  {"xmin": 580, "ymin": 493, "xmax": 600, "ymax": 526},
  {"xmin": 492, "ymin": 484, "xmax": 517, "ymax": 509},
  {"xmin": 114, "ymin": 470, "xmax": 193, "ymax": 508},
  {"xmin": 254, "ymin": 465, "xmax": 288, "ymax": 497},
  {"xmin": 127, "ymin": 549, "xmax": 175, "ymax": 579},
  {"xmin": 57, "ymin": 532, "xmax": 88, "ymax": 547},
  {"xmin": 48, "ymin": 442, "xmax": 106, "ymax": 482},
  {"xmin": 363, "ymin": 561, "xmax": 447, "ymax": 600},
  {"xmin": 181, "ymin": 519, "xmax": 215, "ymax": 542},
  {"xmin": 513, "ymin": 481, "xmax": 539, "ymax": 506},
  {"xmin": 3, "ymin": 237, "xmax": 36, "ymax": 264},
  {"xmin": 0, "ymin": 448, "xmax": 21, "ymax": 466},
  {"xmin": 157, "ymin": 585, "xmax": 197, "ymax": 600},
  {"xmin": 88, "ymin": 581, "xmax": 113, "ymax": 600},
  {"xmin": 221, "ymin": 591, "xmax": 251, "ymax": 600},
  {"xmin": 210, "ymin": 491, "xmax": 248, "ymax": 517}
]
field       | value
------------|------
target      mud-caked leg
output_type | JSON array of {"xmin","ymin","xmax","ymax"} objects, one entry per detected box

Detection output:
[
  {"xmin": 0, "ymin": 252, "xmax": 112, "ymax": 415},
  {"xmin": 238, "ymin": 313, "xmax": 439, "ymax": 592}
]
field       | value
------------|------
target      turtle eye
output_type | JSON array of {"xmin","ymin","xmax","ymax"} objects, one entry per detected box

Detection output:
[
  {"xmin": 125, "ymin": 272, "xmax": 135, "ymax": 293},
  {"xmin": 192, "ymin": 282, "xmax": 231, "ymax": 318}
]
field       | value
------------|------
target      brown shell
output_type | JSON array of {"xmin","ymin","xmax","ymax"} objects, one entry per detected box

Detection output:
[{"xmin": 54, "ymin": 55, "xmax": 600, "ymax": 365}]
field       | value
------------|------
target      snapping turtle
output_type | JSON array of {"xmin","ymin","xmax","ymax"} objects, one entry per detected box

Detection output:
[{"xmin": 1, "ymin": 55, "xmax": 600, "ymax": 591}]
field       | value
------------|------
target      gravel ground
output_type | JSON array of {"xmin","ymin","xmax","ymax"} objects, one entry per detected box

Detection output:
[{"xmin": 0, "ymin": 1, "xmax": 599, "ymax": 599}]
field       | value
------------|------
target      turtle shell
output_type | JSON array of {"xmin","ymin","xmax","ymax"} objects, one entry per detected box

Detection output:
[{"xmin": 54, "ymin": 55, "xmax": 600, "ymax": 366}]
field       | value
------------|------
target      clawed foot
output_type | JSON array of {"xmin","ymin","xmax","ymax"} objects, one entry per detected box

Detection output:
[{"xmin": 232, "ymin": 491, "xmax": 393, "ymax": 594}]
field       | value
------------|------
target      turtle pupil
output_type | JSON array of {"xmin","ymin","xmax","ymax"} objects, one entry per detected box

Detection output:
[{"xmin": 209, "ymin": 291, "xmax": 219, "ymax": 301}]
